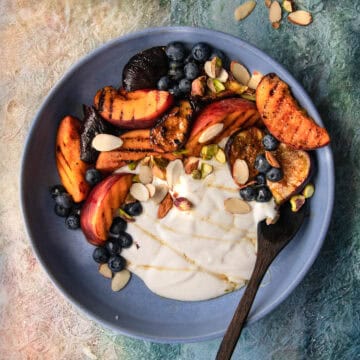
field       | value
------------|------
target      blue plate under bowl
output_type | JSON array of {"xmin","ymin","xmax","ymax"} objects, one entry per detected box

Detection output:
[{"xmin": 20, "ymin": 27, "xmax": 334, "ymax": 343}]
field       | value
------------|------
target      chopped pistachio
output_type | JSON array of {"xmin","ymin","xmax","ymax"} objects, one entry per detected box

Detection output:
[
  {"xmin": 290, "ymin": 195, "xmax": 306, "ymax": 212},
  {"xmin": 201, "ymin": 144, "xmax": 219, "ymax": 160},
  {"xmin": 302, "ymin": 183, "xmax": 315, "ymax": 198},
  {"xmin": 132, "ymin": 174, "xmax": 140, "ymax": 183},
  {"xmin": 172, "ymin": 149, "xmax": 189, "ymax": 156},
  {"xmin": 201, "ymin": 163, "xmax": 214, "ymax": 179},
  {"xmin": 215, "ymin": 148, "xmax": 226, "ymax": 163},
  {"xmin": 213, "ymin": 79, "xmax": 226, "ymax": 92},
  {"xmin": 240, "ymin": 92, "xmax": 256, "ymax": 101},
  {"xmin": 127, "ymin": 161, "xmax": 138, "ymax": 170},
  {"xmin": 153, "ymin": 157, "xmax": 169, "ymax": 169},
  {"xmin": 118, "ymin": 208, "xmax": 135, "ymax": 222},
  {"xmin": 191, "ymin": 169, "xmax": 202, "ymax": 180}
]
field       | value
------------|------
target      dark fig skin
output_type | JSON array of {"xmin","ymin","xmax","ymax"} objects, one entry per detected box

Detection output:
[{"xmin": 122, "ymin": 46, "xmax": 169, "ymax": 91}]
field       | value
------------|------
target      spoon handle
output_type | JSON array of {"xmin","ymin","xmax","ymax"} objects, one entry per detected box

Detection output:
[{"xmin": 216, "ymin": 255, "xmax": 273, "ymax": 360}]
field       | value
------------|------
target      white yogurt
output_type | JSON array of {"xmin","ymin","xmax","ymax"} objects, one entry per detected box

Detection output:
[{"xmin": 120, "ymin": 160, "xmax": 277, "ymax": 301}]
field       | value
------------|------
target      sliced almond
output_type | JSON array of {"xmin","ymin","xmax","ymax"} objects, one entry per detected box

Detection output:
[
  {"xmin": 265, "ymin": 0, "xmax": 272, "ymax": 8},
  {"xmin": 247, "ymin": 71, "xmax": 264, "ymax": 89},
  {"xmin": 139, "ymin": 165, "xmax": 153, "ymax": 185},
  {"xmin": 111, "ymin": 269, "xmax": 131, "ymax": 292},
  {"xmin": 130, "ymin": 183, "xmax": 149, "ymax": 202},
  {"xmin": 166, "ymin": 159, "xmax": 184, "ymax": 188},
  {"xmin": 282, "ymin": 0, "xmax": 294, "ymax": 12},
  {"xmin": 99, "ymin": 263, "xmax": 112, "ymax": 279},
  {"xmin": 234, "ymin": 0, "xmax": 256, "ymax": 21},
  {"xmin": 157, "ymin": 193, "xmax": 173, "ymax": 219},
  {"xmin": 230, "ymin": 61, "xmax": 251, "ymax": 85},
  {"xmin": 224, "ymin": 198, "xmax": 251, "ymax": 214},
  {"xmin": 216, "ymin": 68, "xmax": 229, "ymax": 83},
  {"xmin": 91, "ymin": 134, "xmax": 123, "ymax": 152},
  {"xmin": 184, "ymin": 157, "xmax": 200, "ymax": 174},
  {"xmin": 265, "ymin": 151, "xmax": 280, "ymax": 168},
  {"xmin": 146, "ymin": 183, "xmax": 156, "ymax": 198},
  {"xmin": 288, "ymin": 10, "xmax": 312, "ymax": 26},
  {"xmin": 198, "ymin": 123, "xmax": 224, "ymax": 144},
  {"xmin": 152, "ymin": 184, "xmax": 169, "ymax": 204},
  {"xmin": 232, "ymin": 159, "xmax": 249, "ymax": 185},
  {"xmin": 269, "ymin": 1, "xmax": 282, "ymax": 24},
  {"xmin": 204, "ymin": 59, "xmax": 217, "ymax": 79}
]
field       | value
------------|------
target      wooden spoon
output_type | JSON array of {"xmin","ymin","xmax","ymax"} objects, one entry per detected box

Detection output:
[{"xmin": 216, "ymin": 203, "xmax": 307, "ymax": 360}]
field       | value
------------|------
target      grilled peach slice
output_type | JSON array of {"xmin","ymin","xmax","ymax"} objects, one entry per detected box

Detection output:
[
  {"xmin": 80, "ymin": 173, "xmax": 133, "ymax": 246},
  {"xmin": 94, "ymin": 86, "xmax": 173, "ymax": 129},
  {"xmin": 256, "ymin": 73, "xmax": 330, "ymax": 150},
  {"xmin": 267, "ymin": 143, "xmax": 312, "ymax": 204},
  {"xmin": 185, "ymin": 98, "xmax": 261, "ymax": 156},
  {"xmin": 56, "ymin": 116, "xmax": 91, "ymax": 202}
]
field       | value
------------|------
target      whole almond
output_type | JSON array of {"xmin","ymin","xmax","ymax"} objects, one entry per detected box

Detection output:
[
  {"xmin": 130, "ymin": 183, "xmax": 149, "ymax": 202},
  {"xmin": 91, "ymin": 134, "xmax": 123, "ymax": 152},
  {"xmin": 234, "ymin": 0, "xmax": 256, "ymax": 21},
  {"xmin": 269, "ymin": 1, "xmax": 282, "ymax": 24},
  {"xmin": 265, "ymin": 151, "xmax": 280, "ymax": 168},
  {"xmin": 139, "ymin": 165, "xmax": 153, "ymax": 184},
  {"xmin": 157, "ymin": 193, "xmax": 173, "ymax": 219},
  {"xmin": 232, "ymin": 159, "xmax": 249, "ymax": 185},
  {"xmin": 230, "ymin": 61, "xmax": 251, "ymax": 85},
  {"xmin": 111, "ymin": 269, "xmax": 131, "ymax": 292},
  {"xmin": 288, "ymin": 10, "xmax": 312, "ymax": 26},
  {"xmin": 198, "ymin": 123, "xmax": 224, "ymax": 144},
  {"xmin": 224, "ymin": 198, "xmax": 251, "ymax": 214}
]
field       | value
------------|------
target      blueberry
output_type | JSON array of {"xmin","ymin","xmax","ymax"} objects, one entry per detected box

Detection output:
[
  {"xmin": 105, "ymin": 238, "xmax": 121, "ymax": 255},
  {"xmin": 71, "ymin": 202, "xmax": 83, "ymax": 216},
  {"xmin": 184, "ymin": 62, "xmax": 200, "ymax": 80},
  {"xmin": 54, "ymin": 203, "xmax": 71, "ymax": 217},
  {"xmin": 168, "ymin": 67, "xmax": 184, "ymax": 81},
  {"xmin": 254, "ymin": 154, "xmax": 272, "ymax": 173},
  {"xmin": 92, "ymin": 246, "xmax": 110, "ymax": 264},
  {"xmin": 49, "ymin": 184, "xmax": 66, "ymax": 199},
  {"xmin": 178, "ymin": 78, "xmax": 192, "ymax": 93},
  {"xmin": 266, "ymin": 167, "xmax": 283, "ymax": 182},
  {"xmin": 123, "ymin": 201, "xmax": 143, "ymax": 216},
  {"xmin": 165, "ymin": 42, "xmax": 186, "ymax": 61},
  {"xmin": 191, "ymin": 43, "xmax": 211, "ymax": 62},
  {"xmin": 239, "ymin": 186, "xmax": 257, "ymax": 201},
  {"xmin": 118, "ymin": 232, "xmax": 133, "ymax": 248},
  {"xmin": 157, "ymin": 76, "xmax": 172, "ymax": 90},
  {"xmin": 169, "ymin": 60, "xmax": 183, "ymax": 70},
  {"xmin": 256, "ymin": 186, "xmax": 272, "ymax": 202},
  {"xmin": 65, "ymin": 214, "xmax": 80, "ymax": 229},
  {"xmin": 184, "ymin": 54, "xmax": 194, "ymax": 63},
  {"xmin": 209, "ymin": 49, "xmax": 228, "ymax": 67},
  {"xmin": 168, "ymin": 85, "xmax": 182, "ymax": 97},
  {"xmin": 110, "ymin": 217, "xmax": 127, "ymax": 234},
  {"xmin": 108, "ymin": 255, "xmax": 126, "ymax": 272},
  {"xmin": 256, "ymin": 173, "xmax": 267, "ymax": 185},
  {"xmin": 85, "ymin": 168, "xmax": 102, "ymax": 186},
  {"xmin": 262, "ymin": 134, "xmax": 279, "ymax": 151},
  {"xmin": 55, "ymin": 193, "xmax": 73, "ymax": 209}
]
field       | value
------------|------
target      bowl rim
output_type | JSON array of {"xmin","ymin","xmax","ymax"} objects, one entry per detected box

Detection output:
[{"xmin": 20, "ymin": 25, "xmax": 335, "ymax": 343}]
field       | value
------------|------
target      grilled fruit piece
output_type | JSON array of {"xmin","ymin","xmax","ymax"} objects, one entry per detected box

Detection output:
[
  {"xmin": 96, "ymin": 129, "xmax": 179, "ymax": 172},
  {"xmin": 122, "ymin": 46, "xmax": 168, "ymax": 91},
  {"xmin": 185, "ymin": 98, "xmax": 261, "ymax": 156},
  {"xmin": 225, "ymin": 127, "xmax": 265, "ymax": 182},
  {"xmin": 80, "ymin": 105, "xmax": 121, "ymax": 163},
  {"xmin": 56, "ymin": 116, "xmax": 91, "ymax": 202},
  {"xmin": 256, "ymin": 73, "xmax": 330, "ymax": 150},
  {"xmin": 150, "ymin": 100, "xmax": 193, "ymax": 152},
  {"xmin": 267, "ymin": 143, "xmax": 312, "ymax": 204},
  {"xmin": 80, "ymin": 173, "xmax": 133, "ymax": 246},
  {"xmin": 94, "ymin": 86, "xmax": 173, "ymax": 129}
]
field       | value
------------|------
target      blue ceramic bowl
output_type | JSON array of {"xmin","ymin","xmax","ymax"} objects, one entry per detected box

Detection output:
[{"xmin": 20, "ymin": 27, "xmax": 334, "ymax": 343}]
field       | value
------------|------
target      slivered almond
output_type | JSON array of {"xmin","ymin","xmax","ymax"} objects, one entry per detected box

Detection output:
[
  {"xmin": 139, "ymin": 165, "xmax": 153, "ymax": 184},
  {"xmin": 247, "ymin": 71, "xmax": 264, "ymax": 89},
  {"xmin": 152, "ymin": 185, "xmax": 168, "ymax": 204},
  {"xmin": 265, "ymin": 151, "xmax": 280, "ymax": 168},
  {"xmin": 288, "ymin": 10, "xmax": 312, "ymax": 26},
  {"xmin": 146, "ymin": 183, "xmax": 156, "ymax": 198},
  {"xmin": 111, "ymin": 269, "xmax": 131, "ymax": 292},
  {"xmin": 166, "ymin": 159, "xmax": 184, "ymax": 188},
  {"xmin": 230, "ymin": 61, "xmax": 251, "ymax": 85},
  {"xmin": 157, "ymin": 193, "xmax": 173, "ymax": 219},
  {"xmin": 224, "ymin": 198, "xmax": 251, "ymax": 214},
  {"xmin": 184, "ymin": 157, "xmax": 199, "ymax": 174},
  {"xmin": 234, "ymin": 0, "xmax": 256, "ymax": 21},
  {"xmin": 269, "ymin": 1, "xmax": 282, "ymax": 24},
  {"xmin": 91, "ymin": 134, "xmax": 123, "ymax": 151},
  {"xmin": 99, "ymin": 263, "xmax": 112, "ymax": 279},
  {"xmin": 130, "ymin": 183, "xmax": 149, "ymax": 202},
  {"xmin": 198, "ymin": 123, "xmax": 224, "ymax": 143},
  {"xmin": 232, "ymin": 159, "xmax": 249, "ymax": 185}
]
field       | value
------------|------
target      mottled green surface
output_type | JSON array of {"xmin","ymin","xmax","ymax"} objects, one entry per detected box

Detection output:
[{"xmin": 119, "ymin": 1, "xmax": 360, "ymax": 359}]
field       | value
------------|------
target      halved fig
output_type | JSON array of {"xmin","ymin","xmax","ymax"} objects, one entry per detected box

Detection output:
[
  {"xmin": 267, "ymin": 143, "xmax": 312, "ymax": 204},
  {"xmin": 122, "ymin": 46, "xmax": 168, "ymax": 91},
  {"xmin": 94, "ymin": 86, "xmax": 173, "ymax": 129},
  {"xmin": 256, "ymin": 73, "xmax": 330, "ymax": 150},
  {"xmin": 150, "ymin": 100, "xmax": 193, "ymax": 152},
  {"xmin": 225, "ymin": 127, "xmax": 265, "ymax": 182}
]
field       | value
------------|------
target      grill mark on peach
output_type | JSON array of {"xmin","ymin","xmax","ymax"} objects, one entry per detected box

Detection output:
[
  {"xmin": 262, "ymin": 79, "xmax": 281, "ymax": 115},
  {"xmin": 97, "ymin": 89, "xmax": 106, "ymax": 112}
]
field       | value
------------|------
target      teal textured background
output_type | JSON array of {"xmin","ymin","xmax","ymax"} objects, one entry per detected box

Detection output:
[{"xmin": 120, "ymin": 1, "xmax": 360, "ymax": 359}]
